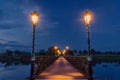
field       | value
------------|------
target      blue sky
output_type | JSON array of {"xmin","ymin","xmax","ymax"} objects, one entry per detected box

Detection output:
[{"xmin": 0, "ymin": 0, "xmax": 120, "ymax": 52}]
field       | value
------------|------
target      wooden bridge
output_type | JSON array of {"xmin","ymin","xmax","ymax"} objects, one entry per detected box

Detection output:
[{"xmin": 26, "ymin": 56, "xmax": 93, "ymax": 80}]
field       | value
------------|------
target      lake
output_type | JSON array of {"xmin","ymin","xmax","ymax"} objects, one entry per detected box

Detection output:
[
  {"xmin": 0, "ymin": 63, "xmax": 120, "ymax": 80},
  {"xmin": 93, "ymin": 63, "xmax": 120, "ymax": 80}
]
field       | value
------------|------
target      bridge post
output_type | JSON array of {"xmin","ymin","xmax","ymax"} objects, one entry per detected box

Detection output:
[
  {"xmin": 88, "ymin": 60, "xmax": 93, "ymax": 80},
  {"xmin": 30, "ymin": 24, "xmax": 36, "ymax": 80},
  {"xmin": 87, "ymin": 22, "xmax": 93, "ymax": 80},
  {"xmin": 29, "ymin": 11, "xmax": 39, "ymax": 80}
]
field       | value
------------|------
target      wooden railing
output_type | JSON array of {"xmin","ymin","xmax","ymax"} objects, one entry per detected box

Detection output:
[
  {"xmin": 34, "ymin": 56, "xmax": 58, "ymax": 75},
  {"xmin": 64, "ymin": 56, "xmax": 91, "ymax": 78}
]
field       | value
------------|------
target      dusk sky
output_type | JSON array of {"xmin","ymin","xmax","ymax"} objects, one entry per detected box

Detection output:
[{"xmin": 0, "ymin": 0, "xmax": 120, "ymax": 52}]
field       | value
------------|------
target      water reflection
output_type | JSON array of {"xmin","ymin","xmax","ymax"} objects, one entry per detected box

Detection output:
[
  {"xmin": 0, "ymin": 63, "xmax": 30, "ymax": 80},
  {"xmin": 93, "ymin": 63, "xmax": 120, "ymax": 80},
  {"xmin": 0, "ymin": 59, "xmax": 30, "ymax": 67},
  {"xmin": 0, "ymin": 61, "xmax": 120, "ymax": 80}
]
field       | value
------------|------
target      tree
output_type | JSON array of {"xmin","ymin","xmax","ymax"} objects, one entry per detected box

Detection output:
[
  {"xmin": 14, "ymin": 50, "xmax": 21, "ymax": 56},
  {"xmin": 47, "ymin": 46, "xmax": 56, "ymax": 56},
  {"xmin": 74, "ymin": 49, "xmax": 77, "ymax": 53},
  {"xmin": 83, "ymin": 49, "xmax": 87, "ymax": 55},
  {"xmin": 67, "ymin": 50, "xmax": 74, "ymax": 56},
  {"xmin": 79, "ymin": 50, "xmax": 82, "ymax": 56},
  {"xmin": 5, "ymin": 50, "xmax": 13, "ymax": 56},
  {"xmin": 91, "ymin": 49, "xmax": 96, "ymax": 54},
  {"xmin": 37, "ymin": 49, "xmax": 47, "ymax": 56}
]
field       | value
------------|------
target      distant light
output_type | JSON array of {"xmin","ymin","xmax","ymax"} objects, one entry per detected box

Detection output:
[
  {"xmin": 63, "ymin": 50, "xmax": 66, "ymax": 54},
  {"xmin": 54, "ymin": 46, "xmax": 58, "ymax": 50},
  {"xmin": 57, "ymin": 50, "xmax": 61, "ymax": 55},
  {"xmin": 66, "ymin": 46, "xmax": 69, "ymax": 50}
]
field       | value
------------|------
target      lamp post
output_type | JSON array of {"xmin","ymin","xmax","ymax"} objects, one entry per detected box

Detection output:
[
  {"xmin": 62, "ymin": 50, "xmax": 66, "ymax": 56},
  {"xmin": 54, "ymin": 46, "xmax": 58, "ymax": 56},
  {"xmin": 30, "ymin": 11, "xmax": 39, "ymax": 80},
  {"xmin": 83, "ymin": 10, "xmax": 93, "ymax": 80},
  {"xmin": 64, "ymin": 46, "xmax": 69, "ymax": 56}
]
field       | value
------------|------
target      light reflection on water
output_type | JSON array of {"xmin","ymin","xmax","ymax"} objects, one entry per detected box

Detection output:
[{"xmin": 0, "ymin": 63, "xmax": 120, "ymax": 80}]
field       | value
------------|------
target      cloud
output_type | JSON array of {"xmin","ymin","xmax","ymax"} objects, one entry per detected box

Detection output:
[
  {"xmin": 0, "ymin": 0, "xmax": 59, "ymax": 34},
  {"xmin": 0, "ymin": 38, "xmax": 30, "ymax": 51},
  {"xmin": 0, "ymin": 39, "xmax": 18, "ymax": 45},
  {"xmin": 5, "ymin": 46, "xmax": 13, "ymax": 50},
  {"xmin": 0, "ymin": 39, "xmax": 7, "ymax": 44},
  {"xmin": 0, "ymin": 0, "xmax": 31, "ymax": 30},
  {"xmin": 0, "ymin": 0, "xmax": 60, "ymax": 51},
  {"xmin": 0, "ymin": 20, "xmax": 15, "ymax": 30},
  {"xmin": 0, "ymin": 20, "xmax": 29, "ymax": 30},
  {"xmin": 0, "ymin": 9, "xmax": 3, "ymax": 18},
  {"xmin": 0, "ymin": 20, "xmax": 15, "ymax": 25}
]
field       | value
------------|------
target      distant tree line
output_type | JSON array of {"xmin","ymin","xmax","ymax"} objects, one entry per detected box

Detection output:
[
  {"xmin": 0, "ymin": 47, "xmax": 119, "ymax": 57},
  {"xmin": 0, "ymin": 46, "xmax": 120, "ymax": 66},
  {"xmin": 65, "ymin": 48, "xmax": 120, "ymax": 56}
]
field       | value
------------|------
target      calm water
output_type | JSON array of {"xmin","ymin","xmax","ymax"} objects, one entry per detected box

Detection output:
[
  {"xmin": 93, "ymin": 63, "xmax": 120, "ymax": 80},
  {"xmin": 0, "ymin": 63, "xmax": 120, "ymax": 80},
  {"xmin": 0, "ymin": 63, "xmax": 30, "ymax": 80}
]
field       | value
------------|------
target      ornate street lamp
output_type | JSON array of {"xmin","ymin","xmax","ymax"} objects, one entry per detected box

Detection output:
[
  {"xmin": 83, "ymin": 10, "xmax": 93, "ymax": 80},
  {"xmin": 30, "ymin": 11, "xmax": 39, "ymax": 80}
]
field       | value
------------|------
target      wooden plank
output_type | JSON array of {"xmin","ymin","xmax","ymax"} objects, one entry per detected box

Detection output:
[{"xmin": 35, "ymin": 56, "xmax": 87, "ymax": 80}]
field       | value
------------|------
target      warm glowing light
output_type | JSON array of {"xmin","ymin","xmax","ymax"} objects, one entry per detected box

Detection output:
[
  {"xmin": 54, "ymin": 46, "xmax": 58, "ymax": 50},
  {"xmin": 46, "ymin": 75, "xmax": 73, "ymax": 79},
  {"xmin": 63, "ymin": 50, "xmax": 66, "ymax": 54},
  {"xmin": 84, "ymin": 15, "xmax": 91, "ymax": 25},
  {"xmin": 57, "ymin": 50, "xmax": 61, "ymax": 55},
  {"xmin": 39, "ymin": 57, "xmax": 84, "ymax": 79},
  {"xmin": 83, "ymin": 10, "xmax": 93, "ymax": 26},
  {"xmin": 66, "ymin": 46, "xmax": 69, "ymax": 50},
  {"xmin": 30, "ymin": 11, "xmax": 39, "ymax": 26}
]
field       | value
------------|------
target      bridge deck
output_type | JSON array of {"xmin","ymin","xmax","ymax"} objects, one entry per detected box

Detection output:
[{"xmin": 35, "ymin": 56, "xmax": 87, "ymax": 80}]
